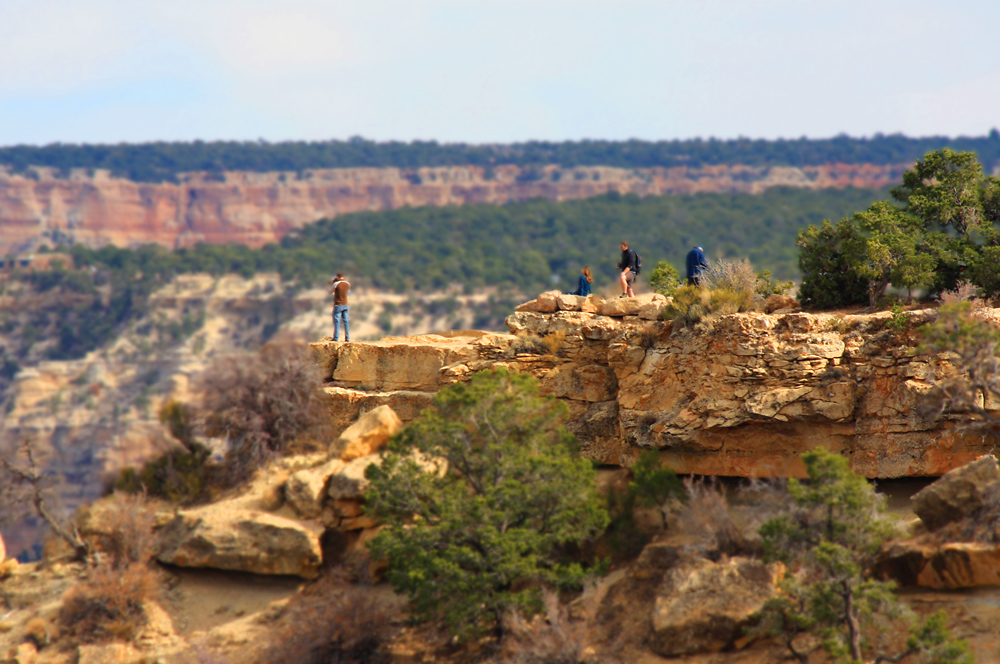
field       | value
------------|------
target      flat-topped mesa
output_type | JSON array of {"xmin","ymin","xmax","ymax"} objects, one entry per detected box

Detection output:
[
  {"xmin": 0, "ymin": 163, "xmax": 908, "ymax": 255},
  {"xmin": 310, "ymin": 296, "xmax": 1000, "ymax": 479}
]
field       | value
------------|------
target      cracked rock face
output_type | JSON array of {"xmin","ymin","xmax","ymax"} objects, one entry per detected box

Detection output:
[{"xmin": 310, "ymin": 306, "xmax": 1000, "ymax": 478}]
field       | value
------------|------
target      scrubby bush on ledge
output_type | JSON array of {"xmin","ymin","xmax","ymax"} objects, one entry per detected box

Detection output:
[{"xmin": 363, "ymin": 368, "xmax": 609, "ymax": 640}]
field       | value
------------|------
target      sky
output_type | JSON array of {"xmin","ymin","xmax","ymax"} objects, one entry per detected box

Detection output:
[{"xmin": 0, "ymin": 0, "xmax": 998, "ymax": 146}]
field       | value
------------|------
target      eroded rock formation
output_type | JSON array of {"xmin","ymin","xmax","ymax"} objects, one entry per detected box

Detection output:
[
  {"xmin": 311, "ymin": 297, "xmax": 1000, "ymax": 478},
  {"xmin": 0, "ymin": 162, "xmax": 908, "ymax": 254}
]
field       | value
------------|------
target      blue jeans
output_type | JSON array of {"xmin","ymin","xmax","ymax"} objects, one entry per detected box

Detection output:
[{"xmin": 333, "ymin": 305, "xmax": 350, "ymax": 341}]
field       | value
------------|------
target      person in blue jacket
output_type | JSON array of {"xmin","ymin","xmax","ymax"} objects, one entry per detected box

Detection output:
[
  {"xmin": 566, "ymin": 266, "xmax": 593, "ymax": 296},
  {"xmin": 686, "ymin": 246, "xmax": 708, "ymax": 286}
]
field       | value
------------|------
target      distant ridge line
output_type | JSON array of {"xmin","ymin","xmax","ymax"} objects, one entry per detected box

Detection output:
[{"xmin": 0, "ymin": 132, "xmax": 998, "ymax": 183}]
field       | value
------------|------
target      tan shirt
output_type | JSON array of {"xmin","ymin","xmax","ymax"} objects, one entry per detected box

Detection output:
[{"xmin": 332, "ymin": 280, "xmax": 350, "ymax": 306}]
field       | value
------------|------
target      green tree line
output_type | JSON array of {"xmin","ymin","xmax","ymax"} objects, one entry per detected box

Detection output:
[
  {"xmin": 797, "ymin": 149, "xmax": 1000, "ymax": 308},
  {"xmin": 1, "ymin": 132, "xmax": 998, "ymax": 183},
  {"xmin": 61, "ymin": 186, "xmax": 885, "ymax": 293}
]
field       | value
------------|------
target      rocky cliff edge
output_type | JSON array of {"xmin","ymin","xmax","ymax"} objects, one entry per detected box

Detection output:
[{"xmin": 310, "ymin": 293, "xmax": 1000, "ymax": 478}]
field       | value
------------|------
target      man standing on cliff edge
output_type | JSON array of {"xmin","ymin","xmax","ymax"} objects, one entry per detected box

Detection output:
[
  {"xmin": 617, "ymin": 240, "xmax": 638, "ymax": 298},
  {"xmin": 330, "ymin": 272, "xmax": 350, "ymax": 342}
]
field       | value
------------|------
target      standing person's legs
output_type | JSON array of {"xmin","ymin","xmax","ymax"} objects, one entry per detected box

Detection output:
[
  {"xmin": 619, "ymin": 270, "xmax": 629, "ymax": 296},
  {"xmin": 334, "ymin": 305, "xmax": 349, "ymax": 341},
  {"xmin": 625, "ymin": 271, "xmax": 635, "ymax": 298}
]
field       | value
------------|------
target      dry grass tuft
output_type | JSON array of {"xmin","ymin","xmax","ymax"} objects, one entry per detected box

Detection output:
[
  {"xmin": 98, "ymin": 492, "xmax": 160, "ymax": 566},
  {"xmin": 498, "ymin": 590, "xmax": 591, "ymax": 664},
  {"xmin": 258, "ymin": 571, "xmax": 396, "ymax": 664},
  {"xmin": 59, "ymin": 561, "xmax": 163, "ymax": 643},
  {"xmin": 672, "ymin": 477, "xmax": 793, "ymax": 557},
  {"xmin": 510, "ymin": 333, "xmax": 548, "ymax": 356},
  {"xmin": 59, "ymin": 492, "xmax": 164, "ymax": 644},
  {"xmin": 636, "ymin": 323, "xmax": 660, "ymax": 349},
  {"xmin": 700, "ymin": 258, "xmax": 758, "ymax": 299},
  {"xmin": 542, "ymin": 330, "xmax": 567, "ymax": 357},
  {"xmin": 938, "ymin": 281, "xmax": 985, "ymax": 308},
  {"xmin": 199, "ymin": 338, "xmax": 331, "ymax": 487}
]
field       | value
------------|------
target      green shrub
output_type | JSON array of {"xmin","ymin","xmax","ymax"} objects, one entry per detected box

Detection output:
[
  {"xmin": 510, "ymin": 332, "xmax": 548, "ymax": 355},
  {"xmin": 364, "ymin": 369, "xmax": 608, "ymax": 640},
  {"xmin": 662, "ymin": 285, "xmax": 712, "ymax": 326},
  {"xmin": 648, "ymin": 261, "xmax": 682, "ymax": 298},
  {"xmin": 754, "ymin": 269, "xmax": 794, "ymax": 298},
  {"xmin": 663, "ymin": 284, "xmax": 755, "ymax": 326},
  {"xmin": 796, "ymin": 218, "xmax": 870, "ymax": 309},
  {"xmin": 115, "ymin": 445, "xmax": 211, "ymax": 503},
  {"xmin": 754, "ymin": 448, "xmax": 971, "ymax": 663}
]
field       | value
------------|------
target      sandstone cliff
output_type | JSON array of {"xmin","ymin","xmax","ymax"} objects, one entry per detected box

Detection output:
[
  {"xmin": 311, "ymin": 296, "xmax": 1000, "ymax": 479},
  {"xmin": 0, "ymin": 162, "xmax": 907, "ymax": 254}
]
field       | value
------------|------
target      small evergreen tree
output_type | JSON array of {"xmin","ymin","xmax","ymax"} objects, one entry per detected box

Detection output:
[
  {"xmin": 844, "ymin": 201, "xmax": 937, "ymax": 306},
  {"xmin": 649, "ymin": 261, "xmax": 682, "ymax": 297},
  {"xmin": 364, "ymin": 369, "xmax": 609, "ymax": 640},
  {"xmin": 796, "ymin": 219, "xmax": 870, "ymax": 309},
  {"xmin": 755, "ymin": 448, "xmax": 971, "ymax": 663}
]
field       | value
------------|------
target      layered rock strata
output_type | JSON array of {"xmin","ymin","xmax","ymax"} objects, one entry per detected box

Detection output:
[
  {"xmin": 0, "ymin": 162, "xmax": 909, "ymax": 254},
  {"xmin": 311, "ymin": 299, "xmax": 1000, "ymax": 478}
]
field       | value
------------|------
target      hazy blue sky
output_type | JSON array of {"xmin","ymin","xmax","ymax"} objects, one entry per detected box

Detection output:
[{"xmin": 1, "ymin": 0, "xmax": 997, "ymax": 145}]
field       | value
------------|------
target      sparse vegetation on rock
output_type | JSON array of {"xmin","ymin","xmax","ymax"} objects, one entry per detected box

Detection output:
[
  {"xmin": 755, "ymin": 448, "xmax": 971, "ymax": 663},
  {"xmin": 364, "ymin": 368, "xmax": 609, "ymax": 640}
]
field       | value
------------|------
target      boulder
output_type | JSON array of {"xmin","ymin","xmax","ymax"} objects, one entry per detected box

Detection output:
[
  {"xmin": 650, "ymin": 557, "xmax": 781, "ymax": 657},
  {"xmin": 877, "ymin": 540, "xmax": 1000, "ymax": 589},
  {"xmin": 765, "ymin": 294, "xmax": 799, "ymax": 314},
  {"xmin": 156, "ymin": 500, "xmax": 323, "ymax": 578},
  {"xmin": 334, "ymin": 405, "xmax": 403, "ymax": 460},
  {"xmin": 911, "ymin": 455, "xmax": 1000, "ymax": 531},
  {"xmin": 327, "ymin": 453, "xmax": 380, "ymax": 500},
  {"xmin": 599, "ymin": 297, "xmax": 643, "ymax": 317},
  {"xmin": 638, "ymin": 300, "xmax": 669, "ymax": 320},
  {"xmin": 581, "ymin": 294, "xmax": 603, "ymax": 314},
  {"xmin": 556, "ymin": 294, "xmax": 585, "ymax": 311},
  {"xmin": 285, "ymin": 458, "xmax": 346, "ymax": 518},
  {"xmin": 515, "ymin": 291, "xmax": 561, "ymax": 314}
]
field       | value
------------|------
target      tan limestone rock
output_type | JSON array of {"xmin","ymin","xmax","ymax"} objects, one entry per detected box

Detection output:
[
  {"xmin": 556, "ymin": 294, "xmax": 585, "ymax": 311},
  {"xmin": 334, "ymin": 405, "xmax": 403, "ymax": 460},
  {"xmin": 331, "ymin": 334, "xmax": 481, "ymax": 391},
  {"xmin": 535, "ymin": 291, "xmax": 561, "ymax": 313},
  {"xmin": 650, "ymin": 557, "xmax": 781, "ymax": 657},
  {"xmin": 765, "ymin": 294, "xmax": 799, "ymax": 313},
  {"xmin": 327, "ymin": 454, "xmax": 380, "ymax": 501},
  {"xmin": 322, "ymin": 386, "xmax": 434, "ymax": 437},
  {"xmin": 285, "ymin": 458, "xmax": 347, "ymax": 518},
  {"xmin": 878, "ymin": 540, "xmax": 1000, "ymax": 589},
  {"xmin": 912, "ymin": 455, "xmax": 1000, "ymax": 531},
  {"xmin": 540, "ymin": 364, "xmax": 617, "ymax": 403},
  {"xmin": 77, "ymin": 643, "xmax": 144, "ymax": 664},
  {"xmin": 156, "ymin": 500, "xmax": 323, "ymax": 578},
  {"xmin": 599, "ymin": 297, "xmax": 643, "ymax": 317},
  {"xmin": 581, "ymin": 294, "xmax": 604, "ymax": 314}
]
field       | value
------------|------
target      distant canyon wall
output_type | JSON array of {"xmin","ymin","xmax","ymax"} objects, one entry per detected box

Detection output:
[{"xmin": 0, "ymin": 162, "xmax": 910, "ymax": 255}]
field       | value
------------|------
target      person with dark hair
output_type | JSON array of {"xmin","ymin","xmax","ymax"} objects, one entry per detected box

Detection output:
[
  {"xmin": 686, "ymin": 246, "xmax": 708, "ymax": 286},
  {"xmin": 617, "ymin": 241, "xmax": 638, "ymax": 298},
  {"xmin": 567, "ymin": 266, "xmax": 593, "ymax": 297},
  {"xmin": 329, "ymin": 272, "xmax": 351, "ymax": 342}
]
